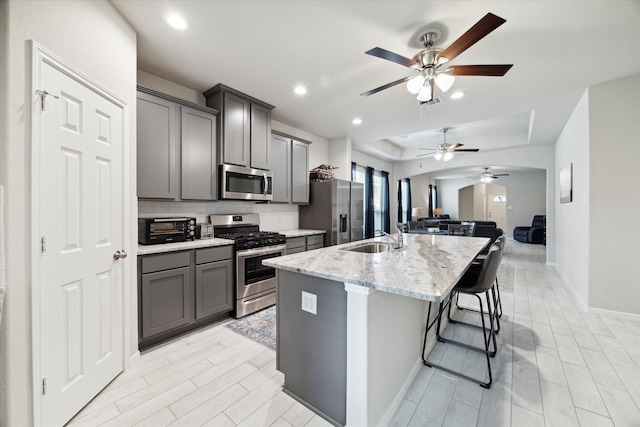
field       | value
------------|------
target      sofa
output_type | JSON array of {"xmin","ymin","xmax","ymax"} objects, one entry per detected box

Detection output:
[{"xmin": 513, "ymin": 215, "xmax": 546, "ymax": 244}]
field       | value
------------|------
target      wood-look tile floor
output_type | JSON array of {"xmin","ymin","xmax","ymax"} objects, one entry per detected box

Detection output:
[{"xmin": 68, "ymin": 241, "xmax": 640, "ymax": 426}]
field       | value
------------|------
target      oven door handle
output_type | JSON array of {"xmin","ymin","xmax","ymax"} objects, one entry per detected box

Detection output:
[{"xmin": 236, "ymin": 244, "xmax": 287, "ymax": 259}]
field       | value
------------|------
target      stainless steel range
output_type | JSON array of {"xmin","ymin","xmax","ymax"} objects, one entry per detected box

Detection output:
[{"xmin": 210, "ymin": 214, "xmax": 286, "ymax": 318}]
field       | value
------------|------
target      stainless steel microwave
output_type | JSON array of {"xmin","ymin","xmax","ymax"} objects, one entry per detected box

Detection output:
[{"xmin": 219, "ymin": 164, "xmax": 273, "ymax": 201}]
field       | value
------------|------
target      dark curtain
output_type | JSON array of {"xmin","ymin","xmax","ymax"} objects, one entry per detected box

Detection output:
[
  {"xmin": 351, "ymin": 161, "xmax": 357, "ymax": 181},
  {"xmin": 404, "ymin": 178, "xmax": 412, "ymax": 223},
  {"xmin": 381, "ymin": 171, "xmax": 390, "ymax": 233},
  {"xmin": 428, "ymin": 184, "xmax": 434, "ymax": 217},
  {"xmin": 365, "ymin": 166, "xmax": 375, "ymax": 238},
  {"xmin": 397, "ymin": 180, "xmax": 403, "ymax": 223},
  {"xmin": 434, "ymin": 185, "xmax": 439, "ymax": 209}
]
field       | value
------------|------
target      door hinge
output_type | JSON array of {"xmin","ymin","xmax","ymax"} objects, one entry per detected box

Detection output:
[
  {"xmin": 42, "ymin": 377, "xmax": 47, "ymax": 395},
  {"xmin": 41, "ymin": 236, "xmax": 47, "ymax": 253},
  {"xmin": 37, "ymin": 89, "xmax": 59, "ymax": 112}
]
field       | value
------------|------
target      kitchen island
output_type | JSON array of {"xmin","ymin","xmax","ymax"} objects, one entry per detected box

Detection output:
[{"xmin": 263, "ymin": 233, "xmax": 489, "ymax": 427}]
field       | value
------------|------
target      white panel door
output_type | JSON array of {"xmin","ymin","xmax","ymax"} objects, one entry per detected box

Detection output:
[
  {"xmin": 38, "ymin": 59, "xmax": 124, "ymax": 426},
  {"xmin": 487, "ymin": 193, "xmax": 507, "ymax": 231}
]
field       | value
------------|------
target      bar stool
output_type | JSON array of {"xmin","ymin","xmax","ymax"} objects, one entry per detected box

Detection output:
[
  {"xmin": 457, "ymin": 235, "xmax": 505, "ymax": 322},
  {"xmin": 422, "ymin": 244, "xmax": 503, "ymax": 388}
]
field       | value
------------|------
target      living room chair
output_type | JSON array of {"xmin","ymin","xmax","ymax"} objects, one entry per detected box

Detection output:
[{"xmin": 513, "ymin": 215, "xmax": 546, "ymax": 244}]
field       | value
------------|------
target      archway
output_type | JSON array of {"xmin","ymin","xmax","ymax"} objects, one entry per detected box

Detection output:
[{"xmin": 458, "ymin": 183, "xmax": 507, "ymax": 231}]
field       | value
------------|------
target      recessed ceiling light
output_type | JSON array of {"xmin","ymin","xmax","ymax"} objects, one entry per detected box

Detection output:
[
  {"xmin": 294, "ymin": 85, "xmax": 307, "ymax": 95},
  {"xmin": 451, "ymin": 91, "xmax": 464, "ymax": 99},
  {"xmin": 165, "ymin": 14, "xmax": 189, "ymax": 30},
  {"xmin": 352, "ymin": 118, "xmax": 362, "ymax": 125}
]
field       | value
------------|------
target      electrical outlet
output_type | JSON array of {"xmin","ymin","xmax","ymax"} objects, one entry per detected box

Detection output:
[{"xmin": 301, "ymin": 291, "xmax": 317, "ymax": 315}]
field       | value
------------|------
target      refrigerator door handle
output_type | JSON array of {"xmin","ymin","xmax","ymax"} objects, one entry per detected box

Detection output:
[{"xmin": 340, "ymin": 214, "xmax": 348, "ymax": 233}]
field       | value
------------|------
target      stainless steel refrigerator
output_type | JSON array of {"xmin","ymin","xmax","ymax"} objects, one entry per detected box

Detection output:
[{"xmin": 299, "ymin": 180, "xmax": 364, "ymax": 245}]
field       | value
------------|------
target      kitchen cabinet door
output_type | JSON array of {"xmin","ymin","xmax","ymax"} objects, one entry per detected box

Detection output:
[
  {"xmin": 250, "ymin": 103, "xmax": 272, "ymax": 170},
  {"xmin": 181, "ymin": 106, "xmax": 217, "ymax": 200},
  {"xmin": 140, "ymin": 266, "xmax": 191, "ymax": 338},
  {"xmin": 291, "ymin": 140, "xmax": 309, "ymax": 204},
  {"xmin": 195, "ymin": 259, "xmax": 233, "ymax": 319},
  {"xmin": 271, "ymin": 134, "xmax": 291, "ymax": 202},
  {"xmin": 137, "ymin": 92, "xmax": 177, "ymax": 199},
  {"xmin": 222, "ymin": 92, "xmax": 250, "ymax": 167}
]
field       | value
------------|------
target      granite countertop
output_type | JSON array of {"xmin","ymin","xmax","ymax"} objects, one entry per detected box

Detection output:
[
  {"xmin": 263, "ymin": 233, "xmax": 490, "ymax": 302},
  {"xmin": 279, "ymin": 229, "xmax": 326, "ymax": 238},
  {"xmin": 137, "ymin": 238, "xmax": 234, "ymax": 255}
]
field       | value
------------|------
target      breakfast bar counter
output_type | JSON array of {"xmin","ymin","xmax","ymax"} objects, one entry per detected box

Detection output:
[{"xmin": 263, "ymin": 233, "xmax": 489, "ymax": 427}]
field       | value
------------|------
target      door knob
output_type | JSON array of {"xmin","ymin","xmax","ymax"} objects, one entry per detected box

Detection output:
[{"xmin": 113, "ymin": 250, "xmax": 128, "ymax": 260}]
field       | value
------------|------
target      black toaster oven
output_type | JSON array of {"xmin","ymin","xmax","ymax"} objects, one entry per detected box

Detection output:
[{"xmin": 138, "ymin": 217, "xmax": 196, "ymax": 245}]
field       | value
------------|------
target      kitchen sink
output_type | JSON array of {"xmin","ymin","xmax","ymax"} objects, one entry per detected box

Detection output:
[{"xmin": 342, "ymin": 242, "xmax": 390, "ymax": 253}]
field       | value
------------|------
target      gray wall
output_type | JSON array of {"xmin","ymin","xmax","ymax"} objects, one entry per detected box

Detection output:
[{"xmin": 438, "ymin": 169, "xmax": 547, "ymax": 234}]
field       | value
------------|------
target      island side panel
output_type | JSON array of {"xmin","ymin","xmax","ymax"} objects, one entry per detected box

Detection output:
[{"xmin": 277, "ymin": 270, "xmax": 347, "ymax": 426}]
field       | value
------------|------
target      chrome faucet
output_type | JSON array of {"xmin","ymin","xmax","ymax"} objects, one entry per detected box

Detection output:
[{"xmin": 375, "ymin": 227, "xmax": 405, "ymax": 250}]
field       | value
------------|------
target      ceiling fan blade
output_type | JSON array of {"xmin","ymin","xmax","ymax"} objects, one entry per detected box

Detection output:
[
  {"xmin": 365, "ymin": 47, "xmax": 420, "ymax": 69},
  {"xmin": 436, "ymin": 13, "xmax": 506, "ymax": 63},
  {"xmin": 450, "ymin": 143, "xmax": 464, "ymax": 149},
  {"xmin": 453, "ymin": 148, "xmax": 480, "ymax": 152},
  {"xmin": 360, "ymin": 76, "xmax": 412, "ymax": 96},
  {"xmin": 418, "ymin": 148, "xmax": 438, "ymax": 151},
  {"xmin": 417, "ymin": 153, "xmax": 435, "ymax": 157},
  {"xmin": 492, "ymin": 173, "xmax": 509, "ymax": 176},
  {"xmin": 449, "ymin": 64, "xmax": 513, "ymax": 76}
]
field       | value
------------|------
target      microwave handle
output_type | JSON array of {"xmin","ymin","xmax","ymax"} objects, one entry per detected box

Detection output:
[{"xmin": 263, "ymin": 173, "xmax": 269, "ymax": 196}]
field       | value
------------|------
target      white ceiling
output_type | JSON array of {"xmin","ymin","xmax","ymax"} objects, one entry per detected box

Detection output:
[{"xmin": 111, "ymin": 0, "xmax": 640, "ymax": 164}]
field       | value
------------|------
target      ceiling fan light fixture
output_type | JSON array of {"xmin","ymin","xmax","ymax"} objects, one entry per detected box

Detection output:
[
  {"xmin": 480, "ymin": 176, "xmax": 493, "ymax": 183},
  {"xmin": 443, "ymin": 152, "xmax": 454, "ymax": 161},
  {"xmin": 434, "ymin": 152, "xmax": 443, "ymax": 161},
  {"xmin": 406, "ymin": 74, "xmax": 425, "ymax": 94},
  {"xmin": 435, "ymin": 73, "xmax": 455, "ymax": 92},
  {"xmin": 416, "ymin": 83, "xmax": 433, "ymax": 102}
]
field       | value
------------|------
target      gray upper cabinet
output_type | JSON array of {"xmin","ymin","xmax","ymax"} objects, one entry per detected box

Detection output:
[
  {"xmin": 291, "ymin": 140, "xmax": 309, "ymax": 204},
  {"xmin": 271, "ymin": 134, "xmax": 291, "ymax": 202},
  {"xmin": 221, "ymin": 92, "xmax": 250, "ymax": 166},
  {"xmin": 137, "ymin": 86, "xmax": 218, "ymax": 201},
  {"xmin": 204, "ymin": 84, "xmax": 274, "ymax": 171},
  {"xmin": 250, "ymin": 103, "xmax": 272, "ymax": 170},
  {"xmin": 137, "ymin": 91, "xmax": 177, "ymax": 199},
  {"xmin": 271, "ymin": 133, "xmax": 310, "ymax": 204},
  {"xmin": 181, "ymin": 106, "xmax": 217, "ymax": 200}
]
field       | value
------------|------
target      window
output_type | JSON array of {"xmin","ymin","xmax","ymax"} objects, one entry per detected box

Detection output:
[
  {"xmin": 400, "ymin": 180, "xmax": 410, "ymax": 222},
  {"xmin": 353, "ymin": 163, "xmax": 389, "ymax": 235}
]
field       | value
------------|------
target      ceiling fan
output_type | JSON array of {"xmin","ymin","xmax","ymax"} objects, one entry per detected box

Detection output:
[
  {"xmin": 417, "ymin": 128, "xmax": 479, "ymax": 161},
  {"xmin": 360, "ymin": 12, "xmax": 513, "ymax": 103},
  {"xmin": 468, "ymin": 167, "xmax": 510, "ymax": 182}
]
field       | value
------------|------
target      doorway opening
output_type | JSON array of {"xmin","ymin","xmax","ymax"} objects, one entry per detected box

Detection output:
[{"xmin": 458, "ymin": 183, "xmax": 507, "ymax": 231}]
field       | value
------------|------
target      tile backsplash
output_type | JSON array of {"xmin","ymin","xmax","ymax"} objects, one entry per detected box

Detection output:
[{"xmin": 138, "ymin": 200, "xmax": 299, "ymax": 231}]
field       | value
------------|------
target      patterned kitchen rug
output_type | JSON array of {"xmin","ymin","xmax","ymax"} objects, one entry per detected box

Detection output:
[{"xmin": 225, "ymin": 306, "xmax": 276, "ymax": 350}]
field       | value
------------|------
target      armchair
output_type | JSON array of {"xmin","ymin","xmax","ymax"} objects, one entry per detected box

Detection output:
[{"xmin": 513, "ymin": 215, "xmax": 546, "ymax": 244}]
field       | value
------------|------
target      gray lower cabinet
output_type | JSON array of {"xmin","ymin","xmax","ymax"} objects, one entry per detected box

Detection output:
[
  {"xmin": 286, "ymin": 234, "xmax": 325, "ymax": 254},
  {"xmin": 138, "ymin": 245, "xmax": 233, "ymax": 349},
  {"xmin": 137, "ymin": 86, "xmax": 218, "ymax": 200},
  {"xmin": 271, "ymin": 133, "xmax": 310, "ymax": 204}
]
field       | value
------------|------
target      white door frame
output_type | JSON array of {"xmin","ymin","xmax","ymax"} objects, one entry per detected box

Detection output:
[{"xmin": 29, "ymin": 41, "xmax": 132, "ymax": 426}]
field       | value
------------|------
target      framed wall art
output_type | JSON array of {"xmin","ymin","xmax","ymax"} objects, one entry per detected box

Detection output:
[{"xmin": 560, "ymin": 163, "xmax": 573, "ymax": 203}]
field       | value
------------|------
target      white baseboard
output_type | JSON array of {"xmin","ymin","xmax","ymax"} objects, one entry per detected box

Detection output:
[{"xmin": 554, "ymin": 266, "xmax": 639, "ymax": 320}]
